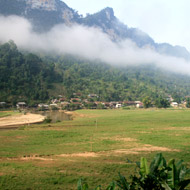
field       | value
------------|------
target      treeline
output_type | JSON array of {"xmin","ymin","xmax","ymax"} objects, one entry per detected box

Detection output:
[
  {"xmin": 0, "ymin": 41, "xmax": 61, "ymax": 105},
  {"xmin": 1, "ymin": 41, "xmax": 190, "ymax": 105}
]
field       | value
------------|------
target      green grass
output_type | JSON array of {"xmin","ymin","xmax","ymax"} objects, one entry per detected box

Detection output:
[
  {"xmin": 0, "ymin": 109, "xmax": 190, "ymax": 189},
  {"xmin": 0, "ymin": 111, "xmax": 19, "ymax": 118}
]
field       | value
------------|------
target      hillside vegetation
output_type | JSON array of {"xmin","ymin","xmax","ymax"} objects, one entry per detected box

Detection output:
[
  {"xmin": 0, "ymin": 41, "xmax": 61, "ymax": 104},
  {"xmin": 52, "ymin": 55, "xmax": 190, "ymax": 102},
  {"xmin": 1, "ymin": 41, "xmax": 190, "ymax": 104}
]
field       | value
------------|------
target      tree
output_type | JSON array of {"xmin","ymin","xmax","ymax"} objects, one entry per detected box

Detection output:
[
  {"xmin": 155, "ymin": 97, "xmax": 170, "ymax": 108},
  {"xmin": 186, "ymin": 98, "xmax": 190, "ymax": 108},
  {"xmin": 142, "ymin": 96, "xmax": 152, "ymax": 108}
]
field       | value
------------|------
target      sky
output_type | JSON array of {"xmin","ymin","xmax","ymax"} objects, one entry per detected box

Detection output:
[{"xmin": 63, "ymin": 0, "xmax": 190, "ymax": 51}]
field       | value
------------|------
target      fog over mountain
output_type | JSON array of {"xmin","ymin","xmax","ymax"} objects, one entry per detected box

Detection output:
[{"xmin": 0, "ymin": 0, "xmax": 190, "ymax": 75}]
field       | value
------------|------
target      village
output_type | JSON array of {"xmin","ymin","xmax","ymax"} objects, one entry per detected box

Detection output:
[{"xmin": 0, "ymin": 93, "xmax": 188, "ymax": 111}]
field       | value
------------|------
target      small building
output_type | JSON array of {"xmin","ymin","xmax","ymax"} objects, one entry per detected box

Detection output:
[
  {"xmin": 116, "ymin": 103, "xmax": 122, "ymax": 108},
  {"xmin": 124, "ymin": 101, "xmax": 143, "ymax": 108},
  {"xmin": 70, "ymin": 98, "xmax": 81, "ymax": 102},
  {"xmin": 135, "ymin": 101, "xmax": 143, "ymax": 108},
  {"xmin": 0, "ymin": 102, "xmax": 6, "ymax": 105},
  {"xmin": 0, "ymin": 102, "xmax": 6, "ymax": 108},
  {"xmin": 123, "ymin": 101, "xmax": 136, "ymax": 106},
  {"xmin": 59, "ymin": 98, "xmax": 66, "ymax": 102},
  {"xmin": 51, "ymin": 99, "xmax": 59, "ymax": 104},
  {"xmin": 38, "ymin": 104, "xmax": 49, "ymax": 110},
  {"xmin": 101, "ymin": 102, "xmax": 110, "ymax": 108},
  {"xmin": 50, "ymin": 103, "xmax": 58, "ymax": 107},
  {"xmin": 88, "ymin": 94, "xmax": 98, "ymax": 98},
  {"xmin": 61, "ymin": 101, "xmax": 70, "ymax": 106},
  {"xmin": 171, "ymin": 102, "xmax": 178, "ymax": 107},
  {"xmin": 61, "ymin": 102, "xmax": 70, "ymax": 107},
  {"xmin": 16, "ymin": 102, "xmax": 27, "ymax": 109}
]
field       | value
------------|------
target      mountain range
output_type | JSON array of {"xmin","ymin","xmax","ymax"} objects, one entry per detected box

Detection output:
[{"xmin": 0, "ymin": 0, "xmax": 190, "ymax": 61}]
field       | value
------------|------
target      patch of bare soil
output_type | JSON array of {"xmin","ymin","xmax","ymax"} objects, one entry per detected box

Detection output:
[
  {"xmin": 58, "ymin": 152, "xmax": 99, "ymax": 158},
  {"xmin": 0, "ymin": 113, "xmax": 45, "ymax": 128},
  {"xmin": 102, "ymin": 136, "xmax": 137, "ymax": 142},
  {"xmin": 164, "ymin": 127, "xmax": 190, "ymax": 131},
  {"xmin": 20, "ymin": 157, "xmax": 54, "ymax": 161},
  {"xmin": 138, "ymin": 131, "xmax": 152, "ymax": 134},
  {"xmin": 56, "ymin": 144, "xmax": 179, "ymax": 158},
  {"xmin": 112, "ymin": 150, "xmax": 139, "ymax": 155},
  {"xmin": 111, "ymin": 144, "xmax": 180, "ymax": 155},
  {"xmin": 1, "ymin": 155, "xmax": 54, "ymax": 161},
  {"xmin": 130, "ymin": 144, "xmax": 180, "ymax": 152},
  {"xmin": 0, "ymin": 142, "xmax": 179, "ymax": 161},
  {"xmin": 64, "ymin": 111, "xmax": 98, "ymax": 119},
  {"xmin": 115, "ymin": 137, "xmax": 137, "ymax": 142}
]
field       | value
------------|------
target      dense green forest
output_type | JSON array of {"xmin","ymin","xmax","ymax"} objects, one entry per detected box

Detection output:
[
  {"xmin": 45, "ymin": 55, "xmax": 190, "ymax": 102},
  {"xmin": 0, "ymin": 41, "xmax": 61, "ymax": 105},
  {"xmin": 1, "ymin": 41, "xmax": 190, "ymax": 105}
]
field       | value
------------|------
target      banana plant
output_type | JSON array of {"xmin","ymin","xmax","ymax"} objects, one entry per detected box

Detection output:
[
  {"xmin": 167, "ymin": 159, "xmax": 190, "ymax": 190},
  {"xmin": 116, "ymin": 172, "xmax": 131, "ymax": 190},
  {"xmin": 94, "ymin": 185, "xmax": 102, "ymax": 190},
  {"xmin": 137, "ymin": 153, "xmax": 190, "ymax": 190},
  {"xmin": 77, "ymin": 154, "xmax": 190, "ymax": 190},
  {"xmin": 134, "ymin": 153, "xmax": 171, "ymax": 190},
  {"xmin": 77, "ymin": 179, "xmax": 89, "ymax": 190},
  {"xmin": 106, "ymin": 181, "xmax": 117, "ymax": 190}
]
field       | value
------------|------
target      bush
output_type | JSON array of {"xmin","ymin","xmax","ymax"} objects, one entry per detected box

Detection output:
[
  {"xmin": 77, "ymin": 153, "xmax": 190, "ymax": 190},
  {"xmin": 43, "ymin": 116, "xmax": 52, "ymax": 123}
]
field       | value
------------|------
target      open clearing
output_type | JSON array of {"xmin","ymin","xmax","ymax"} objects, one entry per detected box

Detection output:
[
  {"xmin": 0, "ymin": 109, "xmax": 189, "ymax": 190},
  {"xmin": 0, "ymin": 113, "xmax": 45, "ymax": 128}
]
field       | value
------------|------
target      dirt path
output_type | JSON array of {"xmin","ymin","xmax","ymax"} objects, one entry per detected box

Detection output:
[{"xmin": 0, "ymin": 113, "xmax": 45, "ymax": 128}]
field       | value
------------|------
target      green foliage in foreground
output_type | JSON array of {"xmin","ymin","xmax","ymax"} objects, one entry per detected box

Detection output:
[{"xmin": 77, "ymin": 153, "xmax": 190, "ymax": 190}]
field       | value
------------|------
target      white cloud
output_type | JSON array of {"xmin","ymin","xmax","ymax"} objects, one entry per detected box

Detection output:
[{"xmin": 0, "ymin": 15, "xmax": 190, "ymax": 75}]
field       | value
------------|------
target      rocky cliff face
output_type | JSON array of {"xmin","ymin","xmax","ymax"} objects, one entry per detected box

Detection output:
[
  {"xmin": 81, "ymin": 7, "xmax": 190, "ymax": 60},
  {"xmin": 0, "ymin": 0, "xmax": 78, "ymax": 31},
  {"xmin": 81, "ymin": 7, "xmax": 155, "ymax": 47},
  {"xmin": 26, "ymin": 0, "xmax": 57, "ymax": 11}
]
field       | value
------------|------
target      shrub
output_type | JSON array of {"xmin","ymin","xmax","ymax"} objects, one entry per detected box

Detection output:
[
  {"xmin": 43, "ymin": 116, "xmax": 52, "ymax": 123},
  {"xmin": 77, "ymin": 153, "xmax": 190, "ymax": 190}
]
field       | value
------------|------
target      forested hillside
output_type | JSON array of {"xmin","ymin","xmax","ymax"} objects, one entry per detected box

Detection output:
[
  {"xmin": 1, "ymin": 41, "xmax": 190, "ymax": 105},
  {"xmin": 0, "ymin": 41, "xmax": 61, "ymax": 105},
  {"xmin": 44, "ymin": 55, "xmax": 190, "ymax": 102}
]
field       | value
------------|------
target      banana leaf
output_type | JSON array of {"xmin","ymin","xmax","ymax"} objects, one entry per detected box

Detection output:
[
  {"xmin": 77, "ymin": 179, "xmax": 89, "ymax": 190},
  {"xmin": 140, "ymin": 157, "xmax": 149, "ymax": 177}
]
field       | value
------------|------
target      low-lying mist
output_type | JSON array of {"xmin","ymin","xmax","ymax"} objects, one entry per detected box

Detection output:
[{"xmin": 0, "ymin": 15, "xmax": 190, "ymax": 75}]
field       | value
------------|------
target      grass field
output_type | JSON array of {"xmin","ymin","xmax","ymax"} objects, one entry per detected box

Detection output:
[
  {"xmin": 0, "ymin": 109, "xmax": 190, "ymax": 189},
  {"xmin": 0, "ymin": 111, "xmax": 19, "ymax": 118}
]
